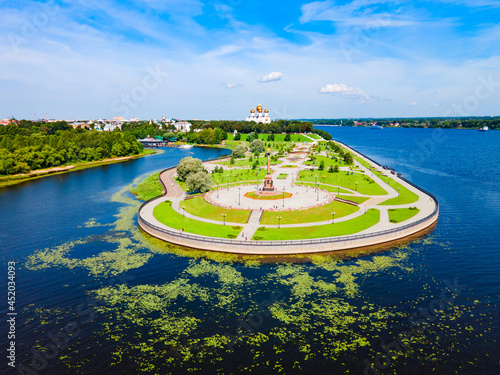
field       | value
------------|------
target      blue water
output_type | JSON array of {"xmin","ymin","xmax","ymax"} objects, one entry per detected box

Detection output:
[{"xmin": 0, "ymin": 129, "xmax": 499, "ymax": 374}]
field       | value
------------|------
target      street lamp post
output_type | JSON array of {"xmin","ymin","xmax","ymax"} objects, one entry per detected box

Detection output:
[
  {"xmin": 331, "ymin": 212, "xmax": 335, "ymax": 224},
  {"xmin": 355, "ymin": 182, "xmax": 358, "ymax": 191},
  {"xmin": 398, "ymin": 188, "xmax": 400, "ymax": 196},
  {"xmin": 282, "ymin": 186, "xmax": 285, "ymax": 207},
  {"xmin": 227, "ymin": 175, "xmax": 229, "ymax": 191},
  {"xmin": 238, "ymin": 186, "xmax": 241, "ymax": 206},
  {"xmin": 182, "ymin": 206, "xmax": 185, "ymax": 217},
  {"xmin": 277, "ymin": 216, "xmax": 282, "ymax": 228},
  {"xmin": 222, "ymin": 213, "xmax": 226, "ymax": 226},
  {"xmin": 217, "ymin": 180, "xmax": 219, "ymax": 198}
]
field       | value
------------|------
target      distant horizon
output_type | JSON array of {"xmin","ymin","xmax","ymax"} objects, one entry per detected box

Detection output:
[
  {"xmin": 2, "ymin": 1, "xmax": 500, "ymax": 119},
  {"xmin": 5, "ymin": 115, "xmax": 500, "ymax": 123}
]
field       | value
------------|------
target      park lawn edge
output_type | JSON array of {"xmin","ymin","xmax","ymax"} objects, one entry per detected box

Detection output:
[
  {"xmin": 181, "ymin": 196, "xmax": 251, "ymax": 224},
  {"xmin": 153, "ymin": 201, "xmax": 243, "ymax": 238},
  {"xmin": 253, "ymin": 209, "xmax": 380, "ymax": 240}
]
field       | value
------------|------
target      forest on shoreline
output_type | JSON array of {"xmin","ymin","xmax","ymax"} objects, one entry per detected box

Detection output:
[
  {"xmin": 0, "ymin": 121, "xmax": 143, "ymax": 176},
  {"xmin": 306, "ymin": 116, "xmax": 500, "ymax": 130}
]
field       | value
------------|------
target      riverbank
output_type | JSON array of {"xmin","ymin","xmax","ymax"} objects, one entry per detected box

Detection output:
[{"xmin": 0, "ymin": 149, "xmax": 156, "ymax": 189}]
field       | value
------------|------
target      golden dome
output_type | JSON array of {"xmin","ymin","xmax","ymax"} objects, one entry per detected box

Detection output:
[
  {"xmin": 264, "ymin": 108, "xmax": 269, "ymax": 113},
  {"xmin": 250, "ymin": 109, "xmax": 255, "ymax": 113},
  {"xmin": 256, "ymin": 104, "xmax": 263, "ymax": 113}
]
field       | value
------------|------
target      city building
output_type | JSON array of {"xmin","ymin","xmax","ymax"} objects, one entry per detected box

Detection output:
[{"xmin": 246, "ymin": 102, "xmax": 271, "ymax": 124}]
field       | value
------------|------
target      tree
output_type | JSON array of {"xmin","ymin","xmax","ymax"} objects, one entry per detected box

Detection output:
[
  {"xmin": 232, "ymin": 144, "xmax": 246, "ymax": 158},
  {"xmin": 177, "ymin": 157, "xmax": 204, "ymax": 181},
  {"xmin": 230, "ymin": 156, "xmax": 235, "ymax": 165},
  {"xmin": 234, "ymin": 132, "xmax": 241, "ymax": 141},
  {"xmin": 284, "ymin": 133, "xmax": 291, "ymax": 141},
  {"xmin": 252, "ymin": 160, "xmax": 258, "ymax": 170},
  {"xmin": 250, "ymin": 139, "xmax": 264, "ymax": 153},
  {"xmin": 333, "ymin": 165, "xmax": 339, "ymax": 173},
  {"xmin": 185, "ymin": 171, "xmax": 213, "ymax": 193},
  {"xmin": 318, "ymin": 160, "xmax": 325, "ymax": 170},
  {"xmin": 343, "ymin": 152, "xmax": 354, "ymax": 165},
  {"xmin": 246, "ymin": 131, "xmax": 259, "ymax": 143}
]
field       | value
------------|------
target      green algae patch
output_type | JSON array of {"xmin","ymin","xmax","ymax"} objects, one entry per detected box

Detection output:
[
  {"xmin": 25, "ymin": 236, "xmax": 153, "ymax": 277},
  {"xmin": 185, "ymin": 259, "xmax": 246, "ymax": 286}
]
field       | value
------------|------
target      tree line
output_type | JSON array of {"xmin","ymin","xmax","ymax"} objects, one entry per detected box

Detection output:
[
  {"xmin": 308, "ymin": 117, "xmax": 500, "ymax": 130},
  {"xmin": 0, "ymin": 121, "xmax": 143, "ymax": 176}
]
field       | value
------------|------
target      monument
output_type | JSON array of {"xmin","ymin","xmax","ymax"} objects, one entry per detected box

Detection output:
[{"xmin": 262, "ymin": 148, "xmax": 275, "ymax": 192}]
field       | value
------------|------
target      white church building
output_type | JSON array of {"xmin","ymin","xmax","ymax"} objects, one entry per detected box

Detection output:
[{"xmin": 246, "ymin": 102, "xmax": 271, "ymax": 124}]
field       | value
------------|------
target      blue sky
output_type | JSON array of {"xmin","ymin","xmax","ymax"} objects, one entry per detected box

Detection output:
[{"xmin": 1, "ymin": 0, "xmax": 500, "ymax": 120}]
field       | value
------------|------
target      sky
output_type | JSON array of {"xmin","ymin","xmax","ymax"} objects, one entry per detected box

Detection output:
[{"xmin": 1, "ymin": 0, "xmax": 500, "ymax": 120}]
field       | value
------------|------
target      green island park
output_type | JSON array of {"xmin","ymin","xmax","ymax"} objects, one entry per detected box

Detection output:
[{"xmin": 135, "ymin": 134, "xmax": 438, "ymax": 254}]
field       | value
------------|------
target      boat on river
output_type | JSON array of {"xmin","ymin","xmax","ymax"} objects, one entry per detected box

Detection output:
[{"xmin": 478, "ymin": 126, "xmax": 489, "ymax": 132}]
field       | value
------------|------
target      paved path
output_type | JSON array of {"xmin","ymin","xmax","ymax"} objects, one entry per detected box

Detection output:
[{"xmin": 147, "ymin": 138, "xmax": 437, "ymax": 243}]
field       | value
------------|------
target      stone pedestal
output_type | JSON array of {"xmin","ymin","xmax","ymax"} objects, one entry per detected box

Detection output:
[{"xmin": 262, "ymin": 174, "xmax": 274, "ymax": 192}]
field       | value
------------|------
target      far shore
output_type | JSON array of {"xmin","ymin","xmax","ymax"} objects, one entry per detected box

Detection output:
[{"xmin": 0, "ymin": 149, "xmax": 156, "ymax": 189}]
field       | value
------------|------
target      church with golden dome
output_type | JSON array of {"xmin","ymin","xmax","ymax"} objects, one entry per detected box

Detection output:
[{"xmin": 246, "ymin": 102, "xmax": 271, "ymax": 124}]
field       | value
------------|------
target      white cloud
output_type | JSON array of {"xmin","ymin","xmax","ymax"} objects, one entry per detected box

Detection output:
[
  {"xmin": 223, "ymin": 83, "xmax": 241, "ymax": 89},
  {"xmin": 259, "ymin": 71, "xmax": 283, "ymax": 83},
  {"xmin": 410, "ymin": 101, "xmax": 417, "ymax": 105},
  {"xmin": 300, "ymin": 0, "xmax": 417, "ymax": 28},
  {"xmin": 319, "ymin": 83, "xmax": 376, "ymax": 103}
]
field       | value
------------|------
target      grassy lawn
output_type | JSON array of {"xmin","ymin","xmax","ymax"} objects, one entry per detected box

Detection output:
[
  {"xmin": 294, "ymin": 181, "xmax": 352, "ymax": 194},
  {"xmin": 298, "ymin": 170, "xmax": 388, "ymax": 196},
  {"xmin": 336, "ymin": 195, "xmax": 371, "ymax": 204},
  {"xmin": 130, "ymin": 172, "xmax": 162, "ymax": 201},
  {"xmin": 260, "ymin": 200, "xmax": 359, "ymax": 225},
  {"xmin": 252, "ymin": 209, "xmax": 380, "ymax": 240},
  {"xmin": 245, "ymin": 191, "xmax": 293, "ymax": 200},
  {"xmin": 388, "ymin": 208, "xmax": 420, "ymax": 223},
  {"xmin": 353, "ymin": 155, "xmax": 374, "ymax": 170},
  {"xmin": 211, "ymin": 169, "xmax": 269, "ymax": 185},
  {"xmin": 224, "ymin": 140, "xmax": 243, "ymax": 147},
  {"xmin": 182, "ymin": 196, "xmax": 251, "ymax": 223},
  {"xmin": 281, "ymin": 165, "xmax": 298, "ymax": 168},
  {"xmin": 227, "ymin": 133, "xmax": 312, "ymax": 143},
  {"xmin": 307, "ymin": 133, "xmax": 322, "ymax": 140},
  {"xmin": 303, "ymin": 154, "xmax": 350, "ymax": 167},
  {"xmin": 153, "ymin": 201, "xmax": 243, "ymax": 238},
  {"xmin": 378, "ymin": 178, "xmax": 419, "ymax": 205},
  {"xmin": 216, "ymin": 156, "xmax": 281, "ymax": 167},
  {"xmin": 277, "ymin": 173, "xmax": 288, "ymax": 179}
]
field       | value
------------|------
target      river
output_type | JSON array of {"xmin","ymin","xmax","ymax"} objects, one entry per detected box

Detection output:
[{"xmin": 0, "ymin": 129, "xmax": 498, "ymax": 374}]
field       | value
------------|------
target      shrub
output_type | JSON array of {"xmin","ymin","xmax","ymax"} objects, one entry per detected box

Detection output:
[
  {"xmin": 253, "ymin": 236, "xmax": 263, "ymax": 240},
  {"xmin": 232, "ymin": 144, "xmax": 246, "ymax": 158},
  {"xmin": 227, "ymin": 234, "xmax": 237, "ymax": 239}
]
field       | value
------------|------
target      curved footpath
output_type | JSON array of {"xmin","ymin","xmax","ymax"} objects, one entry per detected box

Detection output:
[{"xmin": 138, "ymin": 140, "xmax": 439, "ymax": 255}]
